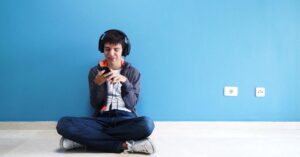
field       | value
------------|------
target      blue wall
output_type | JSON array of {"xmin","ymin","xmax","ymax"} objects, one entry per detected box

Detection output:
[{"xmin": 0, "ymin": 0, "xmax": 299, "ymax": 121}]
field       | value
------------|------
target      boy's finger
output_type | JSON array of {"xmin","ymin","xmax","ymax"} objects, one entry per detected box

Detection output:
[{"xmin": 98, "ymin": 70, "xmax": 105, "ymax": 75}]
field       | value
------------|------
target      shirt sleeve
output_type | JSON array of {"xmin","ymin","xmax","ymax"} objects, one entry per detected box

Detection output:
[
  {"xmin": 121, "ymin": 70, "xmax": 140, "ymax": 110},
  {"xmin": 88, "ymin": 68, "xmax": 100, "ymax": 111}
]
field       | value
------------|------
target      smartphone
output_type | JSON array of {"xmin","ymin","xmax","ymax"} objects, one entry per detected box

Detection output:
[
  {"xmin": 97, "ymin": 65, "xmax": 111, "ymax": 74},
  {"xmin": 102, "ymin": 67, "xmax": 111, "ymax": 74}
]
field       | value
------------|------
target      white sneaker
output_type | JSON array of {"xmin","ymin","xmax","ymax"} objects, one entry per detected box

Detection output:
[
  {"xmin": 126, "ymin": 138, "xmax": 155, "ymax": 154},
  {"xmin": 59, "ymin": 137, "xmax": 83, "ymax": 150}
]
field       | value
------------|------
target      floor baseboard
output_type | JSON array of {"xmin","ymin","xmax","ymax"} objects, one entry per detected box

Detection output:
[{"xmin": 1, "ymin": 121, "xmax": 300, "ymax": 130}]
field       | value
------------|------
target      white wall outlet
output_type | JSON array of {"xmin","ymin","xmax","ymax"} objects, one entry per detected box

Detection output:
[
  {"xmin": 256, "ymin": 87, "xmax": 265, "ymax": 97},
  {"xmin": 224, "ymin": 86, "xmax": 238, "ymax": 96}
]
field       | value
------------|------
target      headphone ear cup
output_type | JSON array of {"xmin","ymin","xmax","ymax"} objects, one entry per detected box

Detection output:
[
  {"xmin": 98, "ymin": 34, "xmax": 105, "ymax": 52},
  {"xmin": 127, "ymin": 40, "xmax": 131, "ymax": 56},
  {"xmin": 122, "ymin": 36, "xmax": 130, "ymax": 56}
]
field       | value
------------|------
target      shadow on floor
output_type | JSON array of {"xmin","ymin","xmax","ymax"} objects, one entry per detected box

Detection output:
[{"xmin": 54, "ymin": 148, "xmax": 152, "ymax": 156}]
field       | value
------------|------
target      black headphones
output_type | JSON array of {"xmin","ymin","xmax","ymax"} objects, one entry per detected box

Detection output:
[{"xmin": 98, "ymin": 29, "xmax": 131, "ymax": 57}]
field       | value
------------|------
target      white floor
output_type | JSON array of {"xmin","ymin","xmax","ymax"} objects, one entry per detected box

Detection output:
[{"xmin": 0, "ymin": 122, "xmax": 300, "ymax": 157}]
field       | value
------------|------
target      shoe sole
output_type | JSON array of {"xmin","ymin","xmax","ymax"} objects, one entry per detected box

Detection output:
[
  {"xmin": 146, "ymin": 138, "xmax": 156, "ymax": 154},
  {"xmin": 59, "ymin": 137, "xmax": 64, "ymax": 149}
]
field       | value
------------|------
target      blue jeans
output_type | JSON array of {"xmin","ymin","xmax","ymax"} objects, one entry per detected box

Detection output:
[{"xmin": 56, "ymin": 110, "xmax": 155, "ymax": 153}]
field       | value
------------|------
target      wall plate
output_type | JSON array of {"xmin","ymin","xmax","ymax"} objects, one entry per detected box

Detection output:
[{"xmin": 256, "ymin": 87, "xmax": 265, "ymax": 97}]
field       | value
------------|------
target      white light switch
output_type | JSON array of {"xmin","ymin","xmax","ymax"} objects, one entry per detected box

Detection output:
[
  {"xmin": 256, "ymin": 87, "xmax": 265, "ymax": 97},
  {"xmin": 224, "ymin": 86, "xmax": 238, "ymax": 96}
]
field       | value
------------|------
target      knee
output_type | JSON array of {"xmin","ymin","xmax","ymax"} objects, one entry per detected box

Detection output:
[
  {"xmin": 56, "ymin": 116, "xmax": 73, "ymax": 135},
  {"xmin": 139, "ymin": 116, "xmax": 155, "ymax": 137}
]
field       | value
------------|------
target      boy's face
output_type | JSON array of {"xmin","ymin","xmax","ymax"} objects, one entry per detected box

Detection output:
[{"xmin": 103, "ymin": 43, "xmax": 123, "ymax": 63}]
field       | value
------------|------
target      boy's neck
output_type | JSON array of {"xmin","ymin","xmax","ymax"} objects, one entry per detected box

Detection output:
[{"xmin": 108, "ymin": 60, "xmax": 122, "ymax": 70}]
